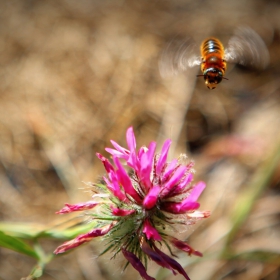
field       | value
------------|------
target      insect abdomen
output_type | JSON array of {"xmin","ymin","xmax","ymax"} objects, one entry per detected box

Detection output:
[
  {"xmin": 201, "ymin": 38, "xmax": 224, "ymax": 56},
  {"xmin": 200, "ymin": 38, "xmax": 226, "ymax": 73}
]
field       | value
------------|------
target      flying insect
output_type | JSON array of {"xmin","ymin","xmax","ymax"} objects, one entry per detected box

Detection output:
[{"xmin": 159, "ymin": 27, "xmax": 269, "ymax": 89}]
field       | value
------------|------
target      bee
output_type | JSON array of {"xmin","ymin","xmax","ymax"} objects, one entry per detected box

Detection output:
[
  {"xmin": 198, "ymin": 37, "xmax": 227, "ymax": 89},
  {"xmin": 159, "ymin": 27, "xmax": 269, "ymax": 89}
]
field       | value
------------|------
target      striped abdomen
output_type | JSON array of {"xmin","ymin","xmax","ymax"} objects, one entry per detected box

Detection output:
[{"xmin": 200, "ymin": 38, "xmax": 226, "ymax": 73}]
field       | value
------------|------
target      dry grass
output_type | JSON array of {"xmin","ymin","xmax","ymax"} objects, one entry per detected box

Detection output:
[{"xmin": 0, "ymin": 0, "xmax": 279, "ymax": 279}]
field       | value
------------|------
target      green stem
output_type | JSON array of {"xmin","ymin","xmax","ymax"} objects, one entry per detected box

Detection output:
[{"xmin": 222, "ymin": 138, "xmax": 280, "ymax": 257}]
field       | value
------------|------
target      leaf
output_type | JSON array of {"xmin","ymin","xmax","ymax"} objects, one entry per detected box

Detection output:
[
  {"xmin": 44, "ymin": 221, "xmax": 97, "ymax": 239},
  {"xmin": 0, "ymin": 220, "xmax": 97, "ymax": 239},
  {"xmin": 0, "ymin": 223, "xmax": 46, "ymax": 239},
  {"xmin": 0, "ymin": 231, "xmax": 39, "ymax": 259},
  {"xmin": 228, "ymin": 250, "xmax": 280, "ymax": 264}
]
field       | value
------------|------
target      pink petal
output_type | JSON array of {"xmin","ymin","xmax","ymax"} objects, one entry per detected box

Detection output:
[
  {"xmin": 162, "ymin": 159, "xmax": 178, "ymax": 183},
  {"xmin": 170, "ymin": 181, "xmax": 205, "ymax": 213},
  {"xmin": 171, "ymin": 173, "xmax": 193, "ymax": 195},
  {"xmin": 105, "ymin": 147, "xmax": 126, "ymax": 159},
  {"xmin": 54, "ymin": 223, "xmax": 114, "ymax": 254},
  {"xmin": 160, "ymin": 165, "xmax": 187, "ymax": 198},
  {"xmin": 156, "ymin": 139, "xmax": 172, "ymax": 176},
  {"xmin": 96, "ymin": 153, "xmax": 127, "ymax": 201},
  {"xmin": 103, "ymin": 176, "xmax": 127, "ymax": 202},
  {"xmin": 106, "ymin": 139, "xmax": 130, "ymax": 160},
  {"xmin": 126, "ymin": 127, "xmax": 138, "ymax": 169},
  {"xmin": 126, "ymin": 126, "xmax": 136, "ymax": 152},
  {"xmin": 110, "ymin": 140, "xmax": 129, "ymax": 154},
  {"xmin": 56, "ymin": 201, "xmax": 99, "ymax": 214},
  {"xmin": 111, "ymin": 206, "xmax": 135, "ymax": 216},
  {"xmin": 179, "ymin": 201, "xmax": 200, "ymax": 212},
  {"xmin": 162, "ymin": 201, "xmax": 200, "ymax": 214},
  {"xmin": 137, "ymin": 146, "xmax": 146, "ymax": 159},
  {"xmin": 186, "ymin": 181, "xmax": 206, "ymax": 202},
  {"xmin": 114, "ymin": 156, "xmax": 142, "ymax": 203},
  {"xmin": 164, "ymin": 165, "xmax": 187, "ymax": 189},
  {"xmin": 106, "ymin": 168, "xmax": 129, "ymax": 202},
  {"xmin": 143, "ymin": 185, "xmax": 160, "ymax": 210},
  {"xmin": 122, "ymin": 248, "xmax": 155, "ymax": 280},
  {"xmin": 96, "ymin": 153, "xmax": 114, "ymax": 173},
  {"xmin": 171, "ymin": 238, "xmax": 203, "ymax": 257},
  {"xmin": 142, "ymin": 219, "xmax": 162, "ymax": 241},
  {"xmin": 139, "ymin": 141, "xmax": 156, "ymax": 190}
]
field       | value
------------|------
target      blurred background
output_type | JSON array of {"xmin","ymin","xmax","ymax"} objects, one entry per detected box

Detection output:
[{"xmin": 0, "ymin": 0, "xmax": 279, "ymax": 279}]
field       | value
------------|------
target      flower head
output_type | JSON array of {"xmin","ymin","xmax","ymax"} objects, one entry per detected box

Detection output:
[{"xmin": 54, "ymin": 127, "xmax": 210, "ymax": 279}]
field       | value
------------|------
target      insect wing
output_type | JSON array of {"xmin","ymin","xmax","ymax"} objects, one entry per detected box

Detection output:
[
  {"xmin": 159, "ymin": 36, "xmax": 201, "ymax": 78},
  {"xmin": 224, "ymin": 27, "xmax": 269, "ymax": 69}
]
